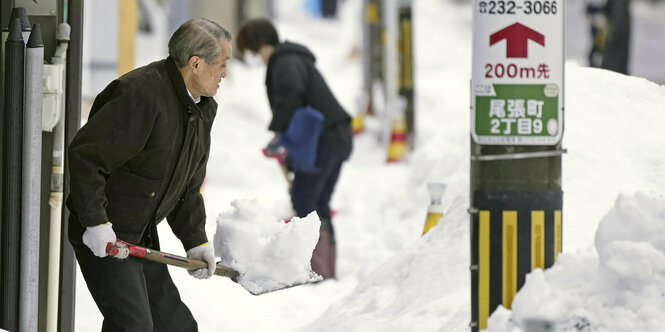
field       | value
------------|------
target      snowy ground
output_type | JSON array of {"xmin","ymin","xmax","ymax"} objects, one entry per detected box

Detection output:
[{"xmin": 74, "ymin": 0, "xmax": 665, "ymax": 331}]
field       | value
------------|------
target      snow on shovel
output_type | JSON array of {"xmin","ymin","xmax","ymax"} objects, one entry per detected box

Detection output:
[
  {"xmin": 106, "ymin": 240, "xmax": 318, "ymax": 295},
  {"xmin": 213, "ymin": 200, "xmax": 324, "ymax": 295}
]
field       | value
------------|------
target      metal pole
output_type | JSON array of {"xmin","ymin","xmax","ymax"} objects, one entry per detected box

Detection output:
[
  {"xmin": 46, "ymin": 22, "xmax": 70, "ymax": 332},
  {"xmin": 1, "ymin": 17, "xmax": 25, "ymax": 332},
  {"xmin": 60, "ymin": 1, "xmax": 84, "ymax": 327},
  {"xmin": 19, "ymin": 23, "xmax": 43, "ymax": 332}
]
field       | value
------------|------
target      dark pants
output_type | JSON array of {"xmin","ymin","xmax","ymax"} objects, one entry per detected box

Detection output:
[
  {"xmin": 291, "ymin": 145, "xmax": 343, "ymax": 278},
  {"xmin": 69, "ymin": 217, "xmax": 197, "ymax": 332},
  {"xmin": 291, "ymin": 145, "xmax": 343, "ymax": 236}
]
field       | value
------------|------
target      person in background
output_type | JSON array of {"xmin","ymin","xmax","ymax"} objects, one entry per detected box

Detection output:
[
  {"xmin": 585, "ymin": 0, "xmax": 631, "ymax": 74},
  {"xmin": 66, "ymin": 18, "xmax": 232, "ymax": 331},
  {"xmin": 236, "ymin": 18, "xmax": 353, "ymax": 279},
  {"xmin": 585, "ymin": 0, "xmax": 608, "ymax": 68},
  {"xmin": 601, "ymin": 0, "xmax": 631, "ymax": 74}
]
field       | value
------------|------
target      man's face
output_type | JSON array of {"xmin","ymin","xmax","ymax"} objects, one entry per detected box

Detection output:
[{"xmin": 192, "ymin": 39, "xmax": 232, "ymax": 98}]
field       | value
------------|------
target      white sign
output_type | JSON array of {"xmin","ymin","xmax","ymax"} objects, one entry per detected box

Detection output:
[{"xmin": 471, "ymin": 0, "xmax": 564, "ymax": 145}]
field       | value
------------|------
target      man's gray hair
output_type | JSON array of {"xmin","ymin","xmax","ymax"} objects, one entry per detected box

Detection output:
[{"xmin": 168, "ymin": 18, "xmax": 232, "ymax": 67}]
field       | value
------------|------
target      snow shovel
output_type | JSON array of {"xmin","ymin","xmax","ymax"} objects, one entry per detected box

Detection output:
[{"xmin": 106, "ymin": 240, "xmax": 316, "ymax": 295}]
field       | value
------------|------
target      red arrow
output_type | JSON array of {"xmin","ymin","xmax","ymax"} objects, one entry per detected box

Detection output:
[{"xmin": 489, "ymin": 22, "xmax": 544, "ymax": 58}]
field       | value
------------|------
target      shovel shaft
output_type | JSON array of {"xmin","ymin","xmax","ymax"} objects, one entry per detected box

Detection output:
[{"xmin": 106, "ymin": 240, "xmax": 239, "ymax": 281}]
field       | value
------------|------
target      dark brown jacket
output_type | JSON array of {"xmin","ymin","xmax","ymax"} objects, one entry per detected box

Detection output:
[{"xmin": 67, "ymin": 56, "xmax": 216, "ymax": 250}]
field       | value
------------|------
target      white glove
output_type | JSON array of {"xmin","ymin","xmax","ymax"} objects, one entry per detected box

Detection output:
[
  {"xmin": 82, "ymin": 222, "xmax": 117, "ymax": 258},
  {"xmin": 186, "ymin": 242, "xmax": 216, "ymax": 279}
]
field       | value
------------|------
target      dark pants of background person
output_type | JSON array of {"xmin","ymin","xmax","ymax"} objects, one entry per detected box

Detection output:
[
  {"xmin": 69, "ymin": 217, "xmax": 198, "ymax": 332},
  {"xmin": 291, "ymin": 144, "xmax": 343, "ymax": 279}
]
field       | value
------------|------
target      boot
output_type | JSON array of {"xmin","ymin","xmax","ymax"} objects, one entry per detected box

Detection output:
[{"xmin": 311, "ymin": 229, "xmax": 336, "ymax": 279}]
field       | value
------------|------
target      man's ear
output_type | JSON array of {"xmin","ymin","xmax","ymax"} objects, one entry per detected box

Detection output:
[{"xmin": 188, "ymin": 56, "xmax": 200, "ymax": 72}]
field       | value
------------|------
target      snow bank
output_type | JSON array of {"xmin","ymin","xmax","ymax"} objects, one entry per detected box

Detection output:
[
  {"xmin": 214, "ymin": 199, "xmax": 322, "ymax": 295},
  {"xmin": 563, "ymin": 64, "xmax": 665, "ymax": 251},
  {"xmin": 486, "ymin": 192, "xmax": 665, "ymax": 332},
  {"xmin": 300, "ymin": 197, "xmax": 471, "ymax": 332}
]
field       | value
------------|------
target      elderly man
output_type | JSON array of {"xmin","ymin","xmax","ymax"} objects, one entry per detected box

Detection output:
[{"xmin": 66, "ymin": 18, "xmax": 231, "ymax": 331}]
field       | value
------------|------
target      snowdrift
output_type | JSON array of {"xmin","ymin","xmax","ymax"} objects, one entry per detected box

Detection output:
[
  {"xmin": 299, "ymin": 64, "xmax": 665, "ymax": 331},
  {"xmin": 487, "ymin": 193, "xmax": 665, "ymax": 332}
]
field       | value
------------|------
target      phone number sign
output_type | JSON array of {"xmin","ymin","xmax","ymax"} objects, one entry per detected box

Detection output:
[{"xmin": 471, "ymin": 0, "xmax": 564, "ymax": 145}]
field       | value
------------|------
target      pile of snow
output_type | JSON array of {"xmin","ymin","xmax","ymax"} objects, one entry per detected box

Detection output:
[
  {"xmin": 214, "ymin": 199, "xmax": 322, "ymax": 295},
  {"xmin": 562, "ymin": 65, "xmax": 665, "ymax": 251},
  {"xmin": 300, "ymin": 197, "xmax": 471, "ymax": 331},
  {"xmin": 487, "ymin": 193, "xmax": 665, "ymax": 331}
]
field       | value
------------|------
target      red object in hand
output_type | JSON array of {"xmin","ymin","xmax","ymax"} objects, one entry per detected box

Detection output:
[
  {"xmin": 106, "ymin": 240, "xmax": 148, "ymax": 258},
  {"xmin": 106, "ymin": 242, "xmax": 119, "ymax": 256},
  {"xmin": 262, "ymin": 147, "xmax": 288, "ymax": 165}
]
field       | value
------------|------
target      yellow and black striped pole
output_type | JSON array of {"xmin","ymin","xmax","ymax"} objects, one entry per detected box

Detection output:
[
  {"xmin": 398, "ymin": 1, "xmax": 414, "ymax": 150},
  {"xmin": 471, "ymin": 192, "xmax": 562, "ymax": 330},
  {"xmin": 469, "ymin": 1, "xmax": 565, "ymax": 330},
  {"xmin": 362, "ymin": 0, "xmax": 383, "ymax": 116}
]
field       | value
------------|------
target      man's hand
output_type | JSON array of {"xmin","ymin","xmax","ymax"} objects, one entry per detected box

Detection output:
[
  {"xmin": 186, "ymin": 242, "xmax": 216, "ymax": 279},
  {"xmin": 82, "ymin": 222, "xmax": 117, "ymax": 258}
]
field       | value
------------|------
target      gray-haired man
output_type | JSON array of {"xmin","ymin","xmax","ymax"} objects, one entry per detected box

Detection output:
[{"xmin": 66, "ymin": 18, "xmax": 231, "ymax": 331}]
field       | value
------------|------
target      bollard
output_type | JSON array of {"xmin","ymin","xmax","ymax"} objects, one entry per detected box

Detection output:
[
  {"xmin": 423, "ymin": 183, "xmax": 446, "ymax": 235},
  {"xmin": 1, "ymin": 18, "xmax": 26, "ymax": 332},
  {"xmin": 386, "ymin": 97, "xmax": 408, "ymax": 162}
]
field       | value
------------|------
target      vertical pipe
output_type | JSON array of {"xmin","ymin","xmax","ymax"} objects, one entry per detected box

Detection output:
[
  {"xmin": 1, "ymin": 17, "xmax": 25, "ymax": 332},
  {"xmin": 20, "ymin": 23, "xmax": 44, "ymax": 332},
  {"xmin": 60, "ymin": 2, "xmax": 84, "ymax": 327},
  {"xmin": 46, "ymin": 22, "xmax": 70, "ymax": 332}
]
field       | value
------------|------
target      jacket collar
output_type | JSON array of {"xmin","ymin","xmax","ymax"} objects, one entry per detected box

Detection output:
[{"xmin": 165, "ymin": 56, "xmax": 216, "ymax": 122}]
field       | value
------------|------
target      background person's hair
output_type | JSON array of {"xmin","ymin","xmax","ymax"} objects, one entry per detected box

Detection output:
[
  {"xmin": 236, "ymin": 18, "xmax": 279, "ymax": 55},
  {"xmin": 169, "ymin": 18, "xmax": 232, "ymax": 67}
]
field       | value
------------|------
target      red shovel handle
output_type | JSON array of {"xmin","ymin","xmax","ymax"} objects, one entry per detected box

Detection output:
[
  {"xmin": 105, "ymin": 239, "xmax": 239, "ymax": 282},
  {"xmin": 105, "ymin": 240, "xmax": 148, "ymax": 258}
]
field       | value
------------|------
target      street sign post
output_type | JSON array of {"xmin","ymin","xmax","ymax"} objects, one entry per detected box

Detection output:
[
  {"xmin": 469, "ymin": 1, "xmax": 565, "ymax": 331},
  {"xmin": 471, "ymin": 2, "xmax": 563, "ymax": 145}
]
